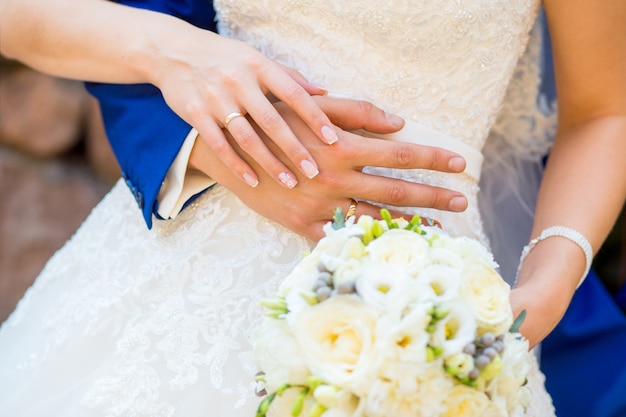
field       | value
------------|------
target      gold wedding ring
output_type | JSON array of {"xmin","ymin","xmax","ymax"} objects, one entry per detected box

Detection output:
[
  {"xmin": 223, "ymin": 111, "xmax": 245, "ymax": 128},
  {"xmin": 345, "ymin": 198, "xmax": 358, "ymax": 220}
]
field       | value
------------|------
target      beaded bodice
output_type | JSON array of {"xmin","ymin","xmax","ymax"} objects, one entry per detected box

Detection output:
[{"xmin": 215, "ymin": 0, "xmax": 541, "ymax": 150}]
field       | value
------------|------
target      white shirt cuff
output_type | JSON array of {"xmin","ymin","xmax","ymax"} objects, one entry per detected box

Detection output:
[{"xmin": 156, "ymin": 128, "xmax": 217, "ymax": 219}]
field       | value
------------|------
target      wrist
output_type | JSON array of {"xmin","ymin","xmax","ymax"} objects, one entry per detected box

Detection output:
[{"xmin": 133, "ymin": 11, "xmax": 198, "ymax": 87}]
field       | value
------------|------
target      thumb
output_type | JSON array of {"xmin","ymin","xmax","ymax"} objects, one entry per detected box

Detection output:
[{"xmin": 314, "ymin": 96, "xmax": 405, "ymax": 134}]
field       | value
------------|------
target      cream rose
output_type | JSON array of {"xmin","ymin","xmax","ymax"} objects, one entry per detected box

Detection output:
[
  {"xmin": 459, "ymin": 261, "xmax": 513, "ymax": 335},
  {"xmin": 365, "ymin": 229, "xmax": 429, "ymax": 277},
  {"xmin": 362, "ymin": 362, "xmax": 453, "ymax": 417},
  {"xmin": 433, "ymin": 235, "xmax": 497, "ymax": 268},
  {"xmin": 292, "ymin": 296, "xmax": 378, "ymax": 388}
]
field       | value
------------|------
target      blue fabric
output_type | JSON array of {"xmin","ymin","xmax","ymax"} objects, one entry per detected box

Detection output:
[
  {"xmin": 85, "ymin": 0, "xmax": 216, "ymax": 228},
  {"xmin": 542, "ymin": 270, "xmax": 626, "ymax": 417}
]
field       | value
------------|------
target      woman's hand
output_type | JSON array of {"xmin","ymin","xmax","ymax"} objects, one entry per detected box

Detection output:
[
  {"xmin": 0, "ymin": 0, "xmax": 338, "ymax": 191},
  {"xmin": 189, "ymin": 96, "xmax": 468, "ymax": 241},
  {"xmin": 151, "ymin": 26, "xmax": 341, "ymax": 190},
  {"xmin": 509, "ymin": 236, "xmax": 585, "ymax": 348}
]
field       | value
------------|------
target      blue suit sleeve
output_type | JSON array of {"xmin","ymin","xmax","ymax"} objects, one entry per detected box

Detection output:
[{"xmin": 85, "ymin": 0, "xmax": 217, "ymax": 228}]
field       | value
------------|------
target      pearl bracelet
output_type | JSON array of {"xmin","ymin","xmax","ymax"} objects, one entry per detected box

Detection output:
[{"xmin": 515, "ymin": 226, "xmax": 593, "ymax": 289}]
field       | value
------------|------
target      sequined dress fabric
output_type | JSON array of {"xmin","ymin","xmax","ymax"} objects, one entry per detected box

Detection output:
[{"xmin": 0, "ymin": 1, "xmax": 555, "ymax": 416}]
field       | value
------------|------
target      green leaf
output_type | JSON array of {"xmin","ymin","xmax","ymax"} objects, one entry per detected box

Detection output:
[
  {"xmin": 256, "ymin": 392, "xmax": 276, "ymax": 417},
  {"xmin": 509, "ymin": 309, "xmax": 527, "ymax": 333},
  {"xmin": 332, "ymin": 207, "xmax": 345, "ymax": 229}
]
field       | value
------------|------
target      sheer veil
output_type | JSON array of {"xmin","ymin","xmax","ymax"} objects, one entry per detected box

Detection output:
[{"xmin": 479, "ymin": 11, "xmax": 557, "ymax": 284}]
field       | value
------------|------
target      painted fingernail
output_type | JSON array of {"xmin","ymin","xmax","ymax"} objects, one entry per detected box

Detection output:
[
  {"xmin": 385, "ymin": 112, "xmax": 404, "ymax": 128},
  {"xmin": 321, "ymin": 125, "xmax": 338, "ymax": 144},
  {"xmin": 312, "ymin": 84, "xmax": 328, "ymax": 95},
  {"xmin": 448, "ymin": 157, "xmax": 466, "ymax": 172},
  {"xmin": 243, "ymin": 173, "xmax": 259, "ymax": 188},
  {"xmin": 300, "ymin": 160, "xmax": 319, "ymax": 179},
  {"xmin": 279, "ymin": 172, "xmax": 298, "ymax": 189},
  {"xmin": 449, "ymin": 196, "xmax": 468, "ymax": 212}
]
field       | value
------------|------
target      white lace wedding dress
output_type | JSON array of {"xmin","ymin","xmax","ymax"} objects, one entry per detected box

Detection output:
[{"xmin": 0, "ymin": 1, "xmax": 556, "ymax": 416}]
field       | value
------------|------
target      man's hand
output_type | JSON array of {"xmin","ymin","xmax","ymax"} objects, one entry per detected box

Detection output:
[{"xmin": 190, "ymin": 96, "xmax": 468, "ymax": 241}]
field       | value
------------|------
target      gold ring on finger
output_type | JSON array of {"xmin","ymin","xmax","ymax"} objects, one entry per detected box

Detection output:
[
  {"xmin": 223, "ymin": 111, "xmax": 245, "ymax": 128},
  {"xmin": 344, "ymin": 198, "xmax": 358, "ymax": 221}
]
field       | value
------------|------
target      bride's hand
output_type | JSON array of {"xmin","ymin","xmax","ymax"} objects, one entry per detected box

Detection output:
[
  {"xmin": 151, "ymin": 27, "xmax": 339, "ymax": 190},
  {"xmin": 189, "ymin": 96, "xmax": 468, "ymax": 241}
]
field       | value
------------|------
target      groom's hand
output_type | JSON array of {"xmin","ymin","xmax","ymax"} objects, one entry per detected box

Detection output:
[{"xmin": 190, "ymin": 96, "xmax": 468, "ymax": 241}]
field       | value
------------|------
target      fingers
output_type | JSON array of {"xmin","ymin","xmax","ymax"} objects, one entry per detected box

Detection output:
[
  {"xmin": 313, "ymin": 96, "xmax": 405, "ymax": 133},
  {"xmin": 343, "ymin": 131, "xmax": 467, "ymax": 174},
  {"xmin": 275, "ymin": 63, "xmax": 327, "ymax": 97},
  {"xmin": 260, "ymin": 62, "xmax": 340, "ymax": 146},
  {"xmin": 236, "ymin": 90, "xmax": 321, "ymax": 181},
  {"xmin": 316, "ymin": 168, "xmax": 468, "ymax": 213}
]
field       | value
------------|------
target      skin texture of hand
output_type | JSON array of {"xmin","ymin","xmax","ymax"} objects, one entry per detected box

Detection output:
[{"xmin": 189, "ymin": 97, "xmax": 468, "ymax": 241}]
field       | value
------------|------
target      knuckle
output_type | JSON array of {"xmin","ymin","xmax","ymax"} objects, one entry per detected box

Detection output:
[
  {"xmin": 283, "ymin": 83, "xmax": 307, "ymax": 103},
  {"xmin": 209, "ymin": 139, "xmax": 229, "ymax": 155},
  {"xmin": 315, "ymin": 171, "xmax": 345, "ymax": 189},
  {"xmin": 183, "ymin": 99, "xmax": 205, "ymax": 120},
  {"xmin": 429, "ymin": 149, "xmax": 445, "ymax": 170},
  {"xmin": 357, "ymin": 100, "xmax": 376, "ymax": 118},
  {"xmin": 259, "ymin": 110, "xmax": 282, "ymax": 131},
  {"xmin": 235, "ymin": 130, "xmax": 256, "ymax": 149},
  {"xmin": 425, "ymin": 189, "xmax": 447, "ymax": 210},
  {"xmin": 392, "ymin": 145, "xmax": 413, "ymax": 168},
  {"xmin": 384, "ymin": 184, "xmax": 407, "ymax": 205}
]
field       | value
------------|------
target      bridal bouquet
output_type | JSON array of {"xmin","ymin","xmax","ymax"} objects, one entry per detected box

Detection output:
[{"xmin": 253, "ymin": 210, "xmax": 531, "ymax": 417}]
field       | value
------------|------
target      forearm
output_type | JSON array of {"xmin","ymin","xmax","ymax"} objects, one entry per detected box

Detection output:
[
  {"xmin": 0, "ymin": 0, "xmax": 199, "ymax": 85},
  {"xmin": 519, "ymin": 116, "xmax": 626, "ymax": 286},
  {"xmin": 514, "ymin": 115, "xmax": 626, "ymax": 345}
]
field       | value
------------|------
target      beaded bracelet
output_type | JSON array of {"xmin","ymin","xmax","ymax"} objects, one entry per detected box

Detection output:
[{"xmin": 515, "ymin": 226, "xmax": 593, "ymax": 289}]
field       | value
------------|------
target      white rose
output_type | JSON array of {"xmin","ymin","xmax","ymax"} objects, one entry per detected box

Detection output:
[
  {"xmin": 459, "ymin": 261, "xmax": 513, "ymax": 335},
  {"xmin": 293, "ymin": 296, "xmax": 378, "ymax": 388},
  {"xmin": 355, "ymin": 260, "xmax": 432, "ymax": 312},
  {"xmin": 424, "ymin": 248, "xmax": 464, "ymax": 270},
  {"xmin": 417, "ymin": 264, "xmax": 463, "ymax": 301},
  {"xmin": 430, "ymin": 301, "xmax": 477, "ymax": 357},
  {"xmin": 278, "ymin": 250, "xmax": 321, "ymax": 298},
  {"xmin": 366, "ymin": 229, "xmax": 429, "ymax": 277},
  {"xmin": 317, "ymin": 222, "xmax": 364, "ymax": 259},
  {"xmin": 442, "ymin": 385, "xmax": 503, "ymax": 417},
  {"xmin": 333, "ymin": 258, "xmax": 363, "ymax": 287},
  {"xmin": 374, "ymin": 302, "xmax": 432, "ymax": 363},
  {"xmin": 252, "ymin": 318, "xmax": 311, "ymax": 391}
]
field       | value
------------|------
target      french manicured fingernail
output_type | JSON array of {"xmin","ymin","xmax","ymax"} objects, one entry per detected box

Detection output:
[
  {"xmin": 278, "ymin": 172, "xmax": 298, "ymax": 189},
  {"xmin": 449, "ymin": 157, "xmax": 466, "ymax": 172},
  {"xmin": 300, "ymin": 160, "xmax": 319, "ymax": 179},
  {"xmin": 321, "ymin": 125, "xmax": 338, "ymax": 144},
  {"xmin": 449, "ymin": 196, "xmax": 468, "ymax": 212},
  {"xmin": 385, "ymin": 112, "xmax": 404, "ymax": 128},
  {"xmin": 243, "ymin": 173, "xmax": 258, "ymax": 188}
]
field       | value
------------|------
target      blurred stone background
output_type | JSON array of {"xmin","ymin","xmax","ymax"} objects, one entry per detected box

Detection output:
[
  {"xmin": 0, "ymin": 56, "xmax": 624, "ymax": 324},
  {"xmin": 0, "ymin": 56, "xmax": 119, "ymax": 322}
]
